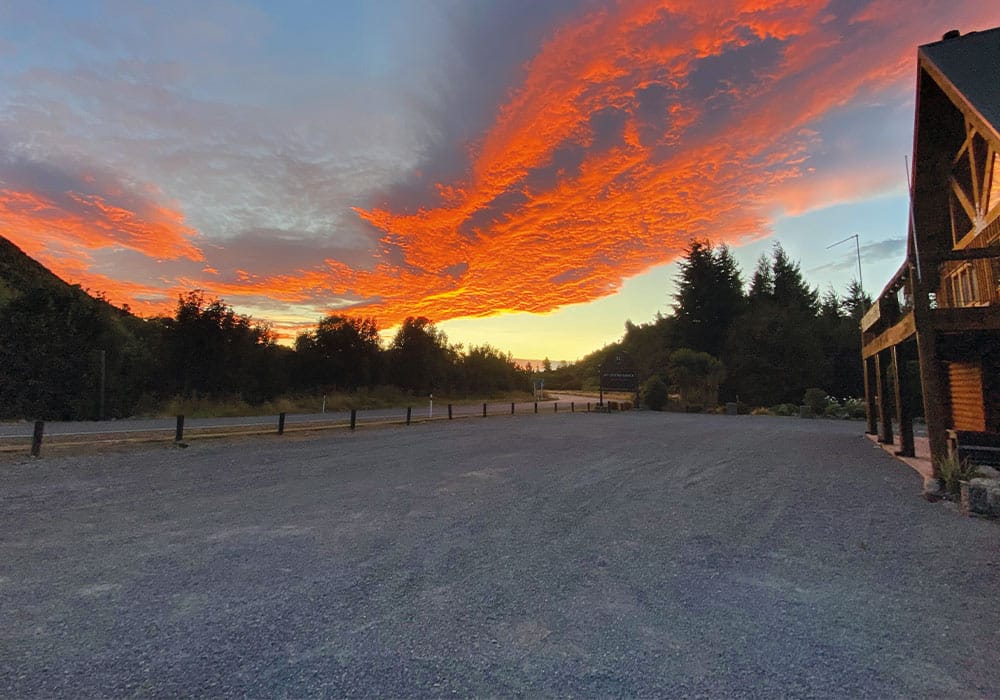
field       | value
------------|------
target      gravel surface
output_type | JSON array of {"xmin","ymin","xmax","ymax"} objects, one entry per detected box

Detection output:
[{"xmin": 2, "ymin": 412, "xmax": 998, "ymax": 697}]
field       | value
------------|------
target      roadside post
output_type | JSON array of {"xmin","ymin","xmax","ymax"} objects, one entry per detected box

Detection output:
[
  {"xmin": 483, "ymin": 402, "xmax": 487, "ymax": 417},
  {"xmin": 406, "ymin": 407, "xmax": 412, "ymax": 425},
  {"xmin": 278, "ymin": 412, "xmax": 286, "ymax": 435},
  {"xmin": 448, "ymin": 404, "xmax": 453, "ymax": 419},
  {"xmin": 30, "ymin": 421, "xmax": 44, "ymax": 457},
  {"xmin": 174, "ymin": 415, "xmax": 185, "ymax": 443},
  {"xmin": 429, "ymin": 394, "xmax": 433, "ymax": 419},
  {"xmin": 350, "ymin": 409, "xmax": 357, "ymax": 430}
]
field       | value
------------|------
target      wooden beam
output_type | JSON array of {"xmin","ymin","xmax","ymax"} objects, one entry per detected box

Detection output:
[
  {"xmin": 926, "ymin": 247, "xmax": 1000, "ymax": 263},
  {"xmin": 862, "ymin": 311, "xmax": 916, "ymax": 358},
  {"xmin": 929, "ymin": 306, "xmax": 1000, "ymax": 333}
]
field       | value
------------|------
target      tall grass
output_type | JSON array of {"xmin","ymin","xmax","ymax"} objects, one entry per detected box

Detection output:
[
  {"xmin": 935, "ymin": 453, "xmax": 979, "ymax": 497},
  {"xmin": 150, "ymin": 388, "xmax": 537, "ymax": 419}
]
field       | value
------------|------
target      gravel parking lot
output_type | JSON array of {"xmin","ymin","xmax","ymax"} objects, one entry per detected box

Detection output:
[{"xmin": 2, "ymin": 412, "xmax": 998, "ymax": 697}]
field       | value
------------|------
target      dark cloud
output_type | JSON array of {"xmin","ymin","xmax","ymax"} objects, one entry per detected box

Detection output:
[{"xmin": 369, "ymin": 0, "xmax": 596, "ymax": 212}]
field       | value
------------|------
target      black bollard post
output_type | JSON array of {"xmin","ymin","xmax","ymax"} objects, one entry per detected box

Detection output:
[
  {"xmin": 534, "ymin": 402, "xmax": 538, "ymax": 414},
  {"xmin": 511, "ymin": 402, "xmax": 515, "ymax": 415},
  {"xmin": 175, "ymin": 415, "xmax": 185, "ymax": 442},
  {"xmin": 350, "ymin": 409, "xmax": 357, "ymax": 430},
  {"xmin": 554, "ymin": 402, "xmax": 558, "ymax": 413},
  {"xmin": 406, "ymin": 407, "xmax": 412, "ymax": 425},
  {"xmin": 483, "ymin": 402, "xmax": 487, "ymax": 417},
  {"xmin": 571, "ymin": 402, "xmax": 575, "ymax": 413},
  {"xmin": 30, "ymin": 420, "xmax": 44, "ymax": 457},
  {"xmin": 278, "ymin": 412, "xmax": 286, "ymax": 435},
  {"xmin": 448, "ymin": 404, "xmax": 453, "ymax": 420},
  {"xmin": 587, "ymin": 402, "xmax": 591, "ymax": 412}
]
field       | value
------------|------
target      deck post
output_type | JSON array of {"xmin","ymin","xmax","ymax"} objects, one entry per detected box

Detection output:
[
  {"xmin": 891, "ymin": 344, "xmax": 915, "ymax": 457},
  {"xmin": 875, "ymin": 350, "xmax": 894, "ymax": 445},
  {"xmin": 863, "ymin": 356, "xmax": 878, "ymax": 435}
]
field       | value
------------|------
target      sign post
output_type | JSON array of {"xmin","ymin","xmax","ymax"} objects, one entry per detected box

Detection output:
[{"xmin": 599, "ymin": 352, "xmax": 640, "ymax": 408}]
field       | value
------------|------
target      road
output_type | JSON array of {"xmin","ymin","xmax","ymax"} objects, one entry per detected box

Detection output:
[
  {"xmin": 0, "ymin": 397, "xmax": 601, "ymax": 440},
  {"xmin": 2, "ymin": 413, "xmax": 997, "ymax": 696}
]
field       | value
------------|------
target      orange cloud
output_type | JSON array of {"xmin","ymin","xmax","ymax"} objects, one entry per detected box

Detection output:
[
  {"xmin": 338, "ymin": 0, "xmax": 929, "ymax": 326},
  {"xmin": 0, "ymin": 186, "xmax": 202, "ymax": 263},
  {"xmin": 4, "ymin": 0, "xmax": 995, "ymax": 342}
]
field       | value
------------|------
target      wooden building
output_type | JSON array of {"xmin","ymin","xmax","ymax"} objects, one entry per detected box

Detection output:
[{"xmin": 861, "ymin": 27, "xmax": 1000, "ymax": 472}]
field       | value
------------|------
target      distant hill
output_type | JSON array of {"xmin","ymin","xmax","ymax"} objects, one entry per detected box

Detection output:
[{"xmin": 0, "ymin": 236, "xmax": 154, "ymax": 420}]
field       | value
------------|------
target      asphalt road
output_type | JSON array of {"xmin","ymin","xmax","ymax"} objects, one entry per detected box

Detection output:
[
  {"xmin": 0, "ymin": 398, "xmax": 597, "ymax": 439},
  {"xmin": 2, "ymin": 413, "xmax": 998, "ymax": 697}
]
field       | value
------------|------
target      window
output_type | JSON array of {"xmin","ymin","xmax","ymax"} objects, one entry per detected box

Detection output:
[{"xmin": 947, "ymin": 263, "xmax": 984, "ymax": 307}]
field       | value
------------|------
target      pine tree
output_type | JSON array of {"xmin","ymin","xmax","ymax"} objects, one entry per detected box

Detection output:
[{"xmin": 672, "ymin": 240, "xmax": 745, "ymax": 358}]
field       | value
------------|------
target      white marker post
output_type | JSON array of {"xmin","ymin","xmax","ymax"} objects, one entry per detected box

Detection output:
[{"xmin": 429, "ymin": 394, "xmax": 433, "ymax": 419}]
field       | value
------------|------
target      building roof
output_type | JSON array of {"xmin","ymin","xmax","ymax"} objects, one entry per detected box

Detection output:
[{"xmin": 920, "ymin": 27, "xmax": 1000, "ymax": 138}]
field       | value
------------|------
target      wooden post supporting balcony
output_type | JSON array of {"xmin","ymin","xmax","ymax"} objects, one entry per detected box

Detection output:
[
  {"xmin": 909, "ymin": 261, "xmax": 949, "ymax": 475},
  {"xmin": 891, "ymin": 343, "xmax": 915, "ymax": 457},
  {"xmin": 876, "ymin": 350, "xmax": 894, "ymax": 445},
  {"xmin": 864, "ymin": 356, "xmax": 878, "ymax": 435}
]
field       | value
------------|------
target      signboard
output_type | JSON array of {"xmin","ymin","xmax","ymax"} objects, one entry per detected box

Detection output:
[{"xmin": 600, "ymin": 352, "xmax": 639, "ymax": 392}]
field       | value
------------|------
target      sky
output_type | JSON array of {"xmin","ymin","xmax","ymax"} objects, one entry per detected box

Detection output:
[{"xmin": 2, "ymin": 1, "xmax": 999, "ymax": 362}]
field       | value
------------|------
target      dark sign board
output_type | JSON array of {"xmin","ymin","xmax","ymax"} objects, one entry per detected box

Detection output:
[{"xmin": 600, "ymin": 352, "xmax": 639, "ymax": 392}]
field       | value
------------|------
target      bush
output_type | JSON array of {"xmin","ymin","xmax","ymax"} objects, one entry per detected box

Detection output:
[
  {"xmin": 936, "ymin": 453, "xmax": 979, "ymax": 498},
  {"xmin": 803, "ymin": 387, "xmax": 829, "ymax": 415},
  {"xmin": 641, "ymin": 376, "xmax": 668, "ymax": 411},
  {"xmin": 770, "ymin": 403, "xmax": 799, "ymax": 416}
]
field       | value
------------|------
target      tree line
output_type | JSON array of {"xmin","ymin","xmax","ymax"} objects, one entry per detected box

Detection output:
[
  {"xmin": 0, "ymin": 285, "xmax": 528, "ymax": 421},
  {"xmin": 0, "ymin": 236, "xmax": 870, "ymax": 420},
  {"xmin": 544, "ymin": 240, "xmax": 871, "ymax": 409}
]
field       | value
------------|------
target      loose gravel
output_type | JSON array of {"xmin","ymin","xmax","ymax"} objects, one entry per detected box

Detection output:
[{"xmin": 1, "ymin": 412, "xmax": 998, "ymax": 697}]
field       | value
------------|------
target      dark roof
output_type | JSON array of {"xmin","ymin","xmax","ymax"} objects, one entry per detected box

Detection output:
[{"xmin": 920, "ymin": 27, "xmax": 1000, "ymax": 136}]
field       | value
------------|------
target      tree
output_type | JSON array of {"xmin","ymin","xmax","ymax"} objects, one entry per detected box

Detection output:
[
  {"xmin": 672, "ymin": 240, "xmax": 745, "ymax": 357},
  {"xmin": 641, "ymin": 375, "xmax": 668, "ymax": 411},
  {"xmin": 165, "ymin": 291, "xmax": 276, "ymax": 400},
  {"xmin": 296, "ymin": 315, "xmax": 382, "ymax": 391},
  {"xmin": 388, "ymin": 317, "xmax": 456, "ymax": 395},
  {"xmin": 747, "ymin": 253, "xmax": 774, "ymax": 303},
  {"xmin": 771, "ymin": 243, "xmax": 818, "ymax": 313},
  {"xmin": 723, "ymin": 245, "xmax": 823, "ymax": 405},
  {"xmin": 668, "ymin": 348, "xmax": 726, "ymax": 406}
]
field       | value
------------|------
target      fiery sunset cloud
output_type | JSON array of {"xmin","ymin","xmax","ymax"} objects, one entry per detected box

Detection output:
[{"xmin": 1, "ymin": 0, "xmax": 998, "ymax": 353}]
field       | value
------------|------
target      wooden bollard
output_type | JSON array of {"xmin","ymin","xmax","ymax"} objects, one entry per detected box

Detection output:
[
  {"xmin": 554, "ymin": 402, "xmax": 558, "ymax": 413},
  {"xmin": 30, "ymin": 420, "xmax": 44, "ymax": 457},
  {"xmin": 587, "ymin": 402, "xmax": 591, "ymax": 412},
  {"xmin": 406, "ymin": 407, "xmax": 412, "ymax": 425},
  {"xmin": 511, "ymin": 402, "xmax": 515, "ymax": 415},
  {"xmin": 278, "ymin": 412, "xmax": 286, "ymax": 435},
  {"xmin": 350, "ymin": 409, "xmax": 357, "ymax": 430},
  {"xmin": 174, "ymin": 415, "xmax": 185, "ymax": 442},
  {"xmin": 483, "ymin": 402, "xmax": 487, "ymax": 417},
  {"xmin": 571, "ymin": 402, "xmax": 575, "ymax": 412},
  {"xmin": 534, "ymin": 402, "xmax": 538, "ymax": 414},
  {"xmin": 448, "ymin": 404, "xmax": 453, "ymax": 419}
]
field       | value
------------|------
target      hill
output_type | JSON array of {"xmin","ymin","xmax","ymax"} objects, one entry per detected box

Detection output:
[{"xmin": 0, "ymin": 236, "xmax": 155, "ymax": 420}]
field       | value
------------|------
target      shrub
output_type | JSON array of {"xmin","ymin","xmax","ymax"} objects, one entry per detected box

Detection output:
[
  {"xmin": 936, "ymin": 453, "xmax": 979, "ymax": 498},
  {"xmin": 770, "ymin": 403, "xmax": 799, "ymax": 416},
  {"xmin": 803, "ymin": 387, "xmax": 829, "ymax": 415},
  {"xmin": 641, "ymin": 375, "xmax": 668, "ymax": 411}
]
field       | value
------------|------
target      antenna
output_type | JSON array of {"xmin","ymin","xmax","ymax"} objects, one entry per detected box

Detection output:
[{"xmin": 827, "ymin": 233, "xmax": 864, "ymax": 295}]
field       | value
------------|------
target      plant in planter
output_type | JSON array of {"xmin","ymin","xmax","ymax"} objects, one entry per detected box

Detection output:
[{"xmin": 935, "ymin": 453, "xmax": 978, "ymax": 499}]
